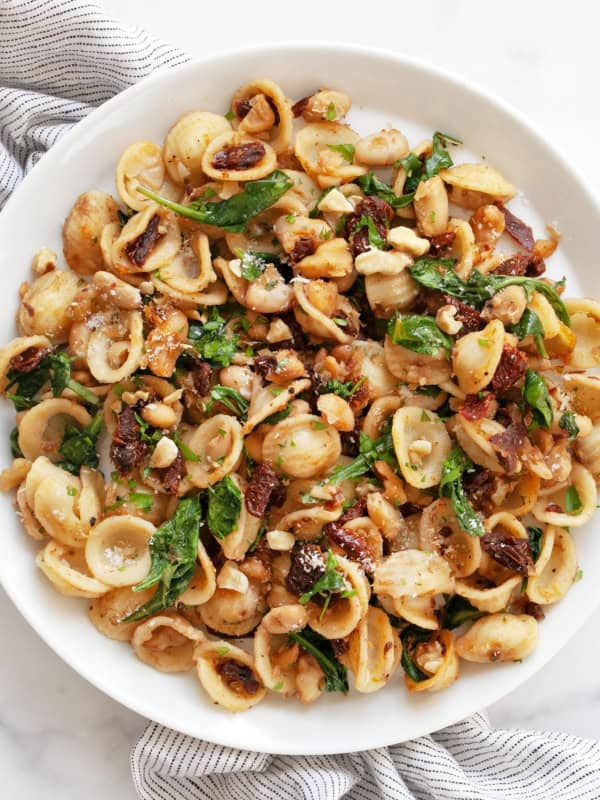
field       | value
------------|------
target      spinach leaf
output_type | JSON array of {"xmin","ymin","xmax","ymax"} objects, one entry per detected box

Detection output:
[
  {"xmin": 442, "ymin": 596, "xmax": 486, "ymax": 629},
  {"xmin": 138, "ymin": 170, "xmax": 293, "ymax": 233},
  {"xmin": 559, "ymin": 410, "xmax": 579, "ymax": 440},
  {"xmin": 298, "ymin": 549, "xmax": 353, "ymax": 616},
  {"xmin": 263, "ymin": 403, "xmax": 292, "ymax": 425},
  {"xmin": 126, "ymin": 496, "xmax": 202, "ymax": 621},
  {"xmin": 327, "ymin": 143, "xmax": 355, "ymax": 163},
  {"xmin": 355, "ymin": 172, "xmax": 414, "ymax": 209},
  {"xmin": 423, "ymin": 131, "xmax": 462, "ymax": 178},
  {"xmin": 7, "ymin": 350, "xmax": 99, "ymax": 409},
  {"xmin": 208, "ymin": 385, "xmax": 249, "ymax": 418},
  {"xmin": 522, "ymin": 369, "xmax": 553, "ymax": 430},
  {"xmin": 288, "ymin": 627, "xmax": 348, "ymax": 693},
  {"xmin": 527, "ymin": 526, "xmax": 544, "ymax": 563},
  {"xmin": 188, "ymin": 308, "xmax": 239, "ymax": 367},
  {"xmin": 439, "ymin": 448, "xmax": 485, "ymax": 537},
  {"xmin": 565, "ymin": 485, "xmax": 583, "ymax": 515},
  {"xmin": 354, "ymin": 214, "xmax": 385, "ymax": 249},
  {"xmin": 207, "ymin": 475, "xmax": 242, "ymax": 539},
  {"xmin": 58, "ymin": 412, "xmax": 103, "ymax": 474},
  {"xmin": 521, "ymin": 526, "xmax": 544, "ymax": 592},
  {"xmin": 172, "ymin": 432, "xmax": 201, "ymax": 462},
  {"xmin": 399, "ymin": 625, "xmax": 433, "ymax": 682},
  {"xmin": 235, "ymin": 250, "xmax": 282, "ymax": 282},
  {"xmin": 316, "ymin": 376, "xmax": 366, "ymax": 400},
  {"xmin": 329, "ymin": 429, "xmax": 395, "ymax": 484},
  {"xmin": 507, "ymin": 309, "xmax": 547, "ymax": 357},
  {"xmin": 128, "ymin": 492, "xmax": 153, "ymax": 512},
  {"xmin": 387, "ymin": 313, "xmax": 453, "ymax": 356},
  {"xmin": 409, "ymin": 258, "xmax": 570, "ymax": 325},
  {"xmin": 9, "ymin": 427, "xmax": 22, "ymax": 458}
]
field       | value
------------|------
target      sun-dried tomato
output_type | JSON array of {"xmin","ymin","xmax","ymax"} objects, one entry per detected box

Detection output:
[
  {"xmin": 496, "ymin": 203, "xmax": 535, "ymax": 251},
  {"xmin": 125, "ymin": 214, "xmax": 161, "ymax": 266},
  {"xmin": 216, "ymin": 659, "xmax": 260, "ymax": 694},
  {"xmin": 491, "ymin": 345, "xmax": 527, "ymax": 393},
  {"xmin": 286, "ymin": 542, "xmax": 326, "ymax": 596},
  {"xmin": 110, "ymin": 404, "xmax": 149, "ymax": 474},
  {"xmin": 428, "ymin": 230, "xmax": 456, "ymax": 255},
  {"xmin": 289, "ymin": 236, "xmax": 317, "ymax": 264},
  {"xmin": 191, "ymin": 361, "xmax": 212, "ymax": 396},
  {"xmin": 490, "ymin": 422, "xmax": 527, "ymax": 473},
  {"xmin": 460, "ymin": 393, "xmax": 496, "ymax": 421},
  {"xmin": 345, "ymin": 197, "xmax": 393, "ymax": 258},
  {"xmin": 9, "ymin": 346, "xmax": 51, "ymax": 373},
  {"xmin": 291, "ymin": 95, "xmax": 311, "ymax": 117},
  {"xmin": 212, "ymin": 142, "xmax": 266, "ymax": 171},
  {"xmin": 481, "ymin": 532, "xmax": 534, "ymax": 576},
  {"xmin": 245, "ymin": 463, "xmax": 286, "ymax": 518},
  {"xmin": 158, "ymin": 451, "xmax": 184, "ymax": 495}
]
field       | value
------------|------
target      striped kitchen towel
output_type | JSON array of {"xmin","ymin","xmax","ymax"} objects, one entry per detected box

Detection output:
[{"xmin": 1, "ymin": 2, "xmax": 600, "ymax": 799}]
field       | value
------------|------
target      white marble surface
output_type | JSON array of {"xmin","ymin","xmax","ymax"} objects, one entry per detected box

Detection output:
[{"xmin": 2, "ymin": 0, "xmax": 600, "ymax": 797}]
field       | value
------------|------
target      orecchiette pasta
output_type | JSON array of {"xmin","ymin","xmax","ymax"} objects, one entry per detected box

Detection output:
[{"xmin": 3, "ymin": 78, "xmax": 597, "ymax": 715}]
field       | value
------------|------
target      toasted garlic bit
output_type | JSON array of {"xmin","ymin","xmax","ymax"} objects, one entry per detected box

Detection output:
[
  {"xmin": 239, "ymin": 93, "xmax": 276, "ymax": 134},
  {"xmin": 301, "ymin": 90, "xmax": 351, "ymax": 122},
  {"xmin": 354, "ymin": 129, "xmax": 409, "ymax": 166},
  {"xmin": 355, "ymin": 249, "xmax": 412, "ymax": 276},
  {"xmin": 31, "ymin": 247, "xmax": 57, "ymax": 275},
  {"xmin": 266, "ymin": 529, "xmax": 296, "ymax": 551},
  {"xmin": 387, "ymin": 226, "xmax": 430, "ymax": 256},
  {"xmin": 266, "ymin": 318, "xmax": 293, "ymax": 343},
  {"xmin": 317, "ymin": 188, "xmax": 354, "ymax": 213},
  {"xmin": 217, "ymin": 561, "xmax": 250, "ymax": 594},
  {"xmin": 482, "ymin": 285, "xmax": 527, "ymax": 326},
  {"xmin": 316, "ymin": 393, "xmax": 355, "ymax": 432},
  {"xmin": 436, "ymin": 304, "xmax": 462, "ymax": 335},
  {"xmin": 149, "ymin": 436, "xmax": 179, "ymax": 468}
]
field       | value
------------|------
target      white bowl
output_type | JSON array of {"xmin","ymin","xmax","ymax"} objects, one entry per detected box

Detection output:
[{"xmin": 1, "ymin": 43, "xmax": 599, "ymax": 754}]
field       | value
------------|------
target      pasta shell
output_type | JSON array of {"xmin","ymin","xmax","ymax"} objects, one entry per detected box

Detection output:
[
  {"xmin": 565, "ymin": 298, "xmax": 600, "ymax": 368},
  {"xmin": 452, "ymin": 319, "xmax": 504, "ymax": 395},
  {"xmin": 112, "ymin": 204, "xmax": 181, "ymax": 274},
  {"xmin": 564, "ymin": 373, "xmax": 600, "ymax": 420},
  {"xmin": 178, "ymin": 539, "xmax": 217, "ymax": 606},
  {"xmin": 532, "ymin": 462, "xmax": 596, "ymax": 527},
  {"xmin": 85, "ymin": 515, "xmax": 155, "ymax": 587},
  {"xmin": 199, "ymin": 581, "xmax": 266, "ymax": 637},
  {"xmin": 231, "ymin": 79, "xmax": 293, "ymax": 154},
  {"xmin": 453, "ymin": 415, "xmax": 505, "ymax": 473},
  {"xmin": 347, "ymin": 606, "xmax": 398, "ymax": 693},
  {"xmin": 132, "ymin": 613, "xmax": 205, "ymax": 673},
  {"xmin": 455, "ymin": 613, "xmax": 538, "ymax": 662},
  {"xmin": 164, "ymin": 111, "xmax": 231, "ymax": 184},
  {"xmin": 182, "ymin": 414, "xmax": 244, "ymax": 488},
  {"xmin": 202, "ymin": 131, "xmax": 277, "ymax": 182},
  {"xmin": 392, "ymin": 406, "xmax": 452, "ymax": 488},
  {"xmin": 18, "ymin": 399, "xmax": 91, "ymax": 462},
  {"xmin": 374, "ymin": 550, "xmax": 455, "ymax": 599},
  {"xmin": 576, "ymin": 425, "xmax": 600, "ymax": 479},
  {"xmin": 262, "ymin": 413, "xmax": 341, "ymax": 479},
  {"xmin": 526, "ymin": 526, "xmax": 577, "ymax": 605},
  {"xmin": 195, "ymin": 640, "xmax": 266, "ymax": 712},
  {"xmin": 439, "ymin": 164, "xmax": 516, "ymax": 207},
  {"xmin": 0, "ymin": 334, "xmax": 51, "ymax": 393},
  {"xmin": 419, "ymin": 497, "xmax": 482, "ymax": 577},
  {"xmin": 88, "ymin": 585, "xmax": 156, "ymax": 641},
  {"xmin": 384, "ymin": 335, "xmax": 452, "ymax": 384},
  {"xmin": 18, "ymin": 270, "xmax": 80, "ymax": 343},
  {"xmin": 307, "ymin": 556, "xmax": 370, "ymax": 639},
  {"xmin": 87, "ymin": 310, "xmax": 144, "ymax": 384},
  {"xmin": 220, "ymin": 474, "xmax": 262, "ymax": 561},
  {"xmin": 36, "ymin": 541, "xmax": 110, "ymax": 598},
  {"xmin": 63, "ymin": 190, "xmax": 120, "ymax": 275},
  {"xmin": 351, "ymin": 340, "xmax": 397, "ymax": 400},
  {"xmin": 294, "ymin": 122, "xmax": 366, "ymax": 186},
  {"xmin": 115, "ymin": 141, "xmax": 165, "ymax": 211},
  {"xmin": 365, "ymin": 271, "xmax": 419, "ymax": 318},
  {"xmin": 405, "ymin": 630, "xmax": 459, "ymax": 692}
]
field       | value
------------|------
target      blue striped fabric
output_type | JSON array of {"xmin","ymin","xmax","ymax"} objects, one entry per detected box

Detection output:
[{"xmin": 2, "ymin": 3, "xmax": 600, "ymax": 798}]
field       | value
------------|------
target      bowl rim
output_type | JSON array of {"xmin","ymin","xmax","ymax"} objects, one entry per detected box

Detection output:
[{"xmin": 2, "ymin": 40, "xmax": 600, "ymax": 753}]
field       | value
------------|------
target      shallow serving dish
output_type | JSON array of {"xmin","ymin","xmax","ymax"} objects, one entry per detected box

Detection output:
[{"xmin": 1, "ymin": 43, "xmax": 599, "ymax": 754}]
